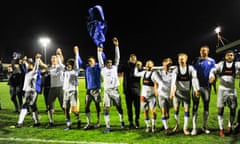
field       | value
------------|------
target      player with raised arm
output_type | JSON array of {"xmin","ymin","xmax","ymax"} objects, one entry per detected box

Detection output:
[
  {"xmin": 97, "ymin": 37, "xmax": 125, "ymax": 133},
  {"xmin": 62, "ymin": 46, "xmax": 81, "ymax": 130},
  {"xmin": 13, "ymin": 53, "xmax": 42, "ymax": 128}
]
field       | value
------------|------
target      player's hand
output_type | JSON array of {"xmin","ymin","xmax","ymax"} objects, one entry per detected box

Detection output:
[
  {"xmin": 39, "ymin": 59, "xmax": 48, "ymax": 69},
  {"xmin": 112, "ymin": 37, "xmax": 119, "ymax": 46},
  {"xmin": 209, "ymin": 77, "xmax": 215, "ymax": 84},
  {"xmin": 98, "ymin": 47, "xmax": 103, "ymax": 52},
  {"xmin": 56, "ymin": 48, "xmax": 62, "ymax": 55},
  {"xmin": 35, "ymin": 53, "xmax": 42, "ymax": 59},
  {"xmin": 195, "ymin": 90, "xmax": 200, "ymax": 98},
  {"xmin": 73, "ymin": 46, "xmax": 79, "ymax": 54},
  {"xmin": 136, "ymin": 61, "xmax": 142, "ymax": 68}
]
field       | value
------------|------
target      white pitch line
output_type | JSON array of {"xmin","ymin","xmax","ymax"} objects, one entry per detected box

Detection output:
[{"xmin": 0, "ymin": 137, "xmax": 126, "ymax": 144}]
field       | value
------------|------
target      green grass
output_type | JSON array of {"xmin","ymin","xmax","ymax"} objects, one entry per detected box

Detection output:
[{"xmin": 0, "ymin": 78, "xmax": 240, "ymax": 144}]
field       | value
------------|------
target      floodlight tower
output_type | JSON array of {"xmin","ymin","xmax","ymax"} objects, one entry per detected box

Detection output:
[
  {"xmin": 215, "ymin": 26, "xmax": 228, "ymax": 48},
  {"xmin": 39, "ymin": 37, "xmax": 51, "ymax": 63}
]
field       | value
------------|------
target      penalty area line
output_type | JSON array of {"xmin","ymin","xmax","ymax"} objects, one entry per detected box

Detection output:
[{"xmin": 0, "ymin": 137, "xmax": 126, "ymax": 144}]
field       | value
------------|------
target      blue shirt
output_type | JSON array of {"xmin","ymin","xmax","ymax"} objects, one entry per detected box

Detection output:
[
  {"xmin": 85, "ymin": 64, "xmax": 101, "ymax": 89},
  {"xmin": 193, "ymin": 57, "xmax": 215, "ymax": 87},
  {"xmin": 78, "ymin": 55, "xmax": 101, "ymax": 90}
]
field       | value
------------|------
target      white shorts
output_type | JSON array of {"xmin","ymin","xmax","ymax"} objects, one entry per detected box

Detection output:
[
  {"xmin": 23, "ymin": 91, "xmax": 37, "ymax": 106},
  {"xmin": 173, "ymin": 90, "xmax": 190, "ymax": 109},
  {"xmin": 63, "ymin": 90, "xmax": 78, "ymax": 108},
  {"xmin": 158, "ymin": 96, "xmax": 172, "ymax": 110},
  {"xmin": 103, "ymin": 88, "xmax": 121, "ymax": 107},
  {"xmin": 217, "ymin": 88, "xmax": 237, "ymax": 109},
  {"xmin": 141, "ymin": 95, "xmax": 156, "ymax": 110}
]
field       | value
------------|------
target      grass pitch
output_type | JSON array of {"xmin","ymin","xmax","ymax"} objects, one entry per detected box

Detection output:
[{"xmin": 0, "ymin": 78, "xmax": 240, "ymax": 144}]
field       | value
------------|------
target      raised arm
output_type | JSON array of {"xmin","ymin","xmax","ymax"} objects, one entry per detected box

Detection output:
[
  {"xmin": 74, "ymin": 45, "xmax": 84, "ymax": 68},
  {"xmin": 33, "ymin": 54, "xmax": 41, "ymax": 72},
  {"xmin": 97, "ymin": 47, "xmax": 104, "ymax": 68},
  {"xmin": 113, "ymin": 37, "xmax": 120, "ymax": 66},
  {"xmin": 56, "ymin": 49, "xmax": 65, "ymax": 70},
  {"xmin": 35, "ymin": 53, "xmax": 48, "ymax": 70},
  {"xmin": 56, "ymin": 48, "xmax": 64, "ymax": 63},
  {"xmin": 73, "ymin": 46, "xmax": 80, "ymax": 71}
]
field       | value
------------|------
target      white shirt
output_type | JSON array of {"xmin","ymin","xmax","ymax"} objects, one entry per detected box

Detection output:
[
  {"xmin": 134, "ymin": 67, "xmax": 155, "ymax": 98},
  {"xmin": 152, "ymin": 68, "xmax": 174, "ymax": 98},
  {"xmin": 209, "ymin": 61, "xmax": 240, "ymax": 90},
  {"xmin": 63, "ymin": 70, "xmax": 79, "ymax": 91},
  {"xmin": 171, "ymin": 65, "xmax": 200, "ymax": 92},
  {"xmin": 101, "ymin": 65, "xmax": 120, "ymax": 89},
  {"xmin": 98, "ymin": 46, "xmax": 120, "ymax": 89},
  {"xmin": 22, "ymin": 59, "xmax": 40, "ymax": 92}
]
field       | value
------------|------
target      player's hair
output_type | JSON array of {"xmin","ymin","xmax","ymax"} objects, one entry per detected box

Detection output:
[
  {"xmin": 66, "ymin": 58, "xmax": 75, "ymax": 67},
  {"xmin": 130, "ymin": 53, "xmax": 136, "ymax": 57},
  {"xmin": 200, "ymin": 45, "xmax": 210, "ymax": 50},
  {"xmin": 146, "ymin": 60, "xmax": 154, "ymax": 66},
  {"xmin": 162, "ymin": 57, "xmax": 172, "ymax": 63},
  {"xmin": 225, "ymin": 50, "xmax": 234, "ymax": 55}
]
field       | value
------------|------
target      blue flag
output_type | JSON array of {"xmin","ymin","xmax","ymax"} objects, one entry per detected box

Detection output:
[{"xmin": 87, "ymin": 5, "xmax": 107, "ymax": 51}]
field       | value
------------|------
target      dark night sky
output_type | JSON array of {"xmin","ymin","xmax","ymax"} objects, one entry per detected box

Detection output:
[{"xmin": 1, "ymin": 0, "xmax": 240, "ymax": 65}]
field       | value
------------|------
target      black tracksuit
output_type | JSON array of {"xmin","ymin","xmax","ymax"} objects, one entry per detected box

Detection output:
[{"xmin": 120, "ymin": 62, "xmax": 141, "ymax": 126}]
